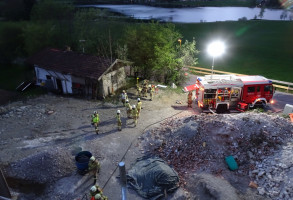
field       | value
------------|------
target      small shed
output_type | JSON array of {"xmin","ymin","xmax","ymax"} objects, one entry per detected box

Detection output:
[{"xmin": 26, "ymin": 48, "xmax": 132, "ymax": 99}]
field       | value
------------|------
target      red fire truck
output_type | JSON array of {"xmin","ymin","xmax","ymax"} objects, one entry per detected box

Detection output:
[{"xmin": 184, "ymin": 74, "xmax": 274, "ymax": 112}]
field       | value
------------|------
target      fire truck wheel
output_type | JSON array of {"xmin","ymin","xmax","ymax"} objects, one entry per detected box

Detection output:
[{"xmin": 254, "ymin": 101, "xmax": 266, "ymax": 109}]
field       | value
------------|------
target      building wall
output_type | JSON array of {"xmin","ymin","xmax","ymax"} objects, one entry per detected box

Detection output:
[
  {"xmin": 101, "ymin": 67, "xmax": 126, "ymax": 97},
  {"xmin": 34, "ymin": 66, "xmax": 72, "ymax": 94}
]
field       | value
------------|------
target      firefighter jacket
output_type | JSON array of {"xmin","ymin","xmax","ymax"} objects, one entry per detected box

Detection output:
[
  {"xmin": 132, "ymin": 108, "xmax": 138, "ymax": 117},
  {"xmin": 188, "ymin": 93, "xmax": 192, "ymax": 101},
  {"xmin": 88, "ymin": 160, "xmax": 101, "ymax": 171},
  {"xmin": 116, "ymin": 114, "xmax": 122, "ymax": 125},
  {"xmin": 121, "ymin": 92, "xmax": 128, "ymax": 100},
  {"xmin": 137, "ymin": 102, "xmax": 142, "ymax": 110},
  {"xmin": 125, "ymin": 103, "xmax": 132, "ymax": 110},
  {"xmin": 92, "ymin": 114, "xmax": 100, "ymax": 123}
]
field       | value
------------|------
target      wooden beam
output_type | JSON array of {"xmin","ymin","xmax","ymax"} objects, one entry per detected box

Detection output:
[{"xmin": 0, "ymin": 168, "xmax": 11, "ymax": 199}]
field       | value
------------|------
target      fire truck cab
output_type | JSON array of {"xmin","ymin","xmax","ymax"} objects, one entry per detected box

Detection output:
[
  {"xmin": 184, "ymin": 74, "xmax": 274, "ymax": 113},
  {"xmin": 238, "ymin": 75, "xmax": 274, "ymax": 109}
]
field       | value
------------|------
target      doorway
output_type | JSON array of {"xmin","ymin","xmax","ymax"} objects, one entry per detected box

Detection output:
[{"xmin": 56, "ymin": 79, "xmax": 63, "ymax": 93}]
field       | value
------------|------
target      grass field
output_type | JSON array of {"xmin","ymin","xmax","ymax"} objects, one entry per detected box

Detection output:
[{"xmin": 175, "ymin": 21, "xmax": 293, "ymax": 82}]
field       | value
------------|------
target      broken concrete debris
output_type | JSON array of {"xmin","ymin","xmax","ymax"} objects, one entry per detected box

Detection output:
[{"xmin": 139, "ymin": 112, "xmax": 293, "ymax": 199}]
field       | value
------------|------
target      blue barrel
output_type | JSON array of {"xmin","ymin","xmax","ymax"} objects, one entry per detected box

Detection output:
[{"xmin": 75, "ymin": 151, "xmax": 92, "ymax": 171}]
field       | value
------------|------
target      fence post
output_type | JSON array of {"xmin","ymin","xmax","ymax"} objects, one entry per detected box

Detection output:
[{"xmin": 119, "ymin": 162, "xmax": 127, "ymax": 200}]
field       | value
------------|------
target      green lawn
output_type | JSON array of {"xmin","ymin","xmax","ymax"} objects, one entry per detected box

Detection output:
[{"xmin": 175, "ymin": 21, "xmax": 293, "ymax": 82}]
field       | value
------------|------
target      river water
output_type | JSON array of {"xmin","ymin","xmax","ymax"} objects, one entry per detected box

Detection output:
[{"xmin": 83, "ymin": 4, "xmax": 293, "ymax": 23}]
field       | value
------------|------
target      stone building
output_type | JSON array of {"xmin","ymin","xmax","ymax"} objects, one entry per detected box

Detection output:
[{"xmin": 27, "ymin": 48, "xmax": 132, "ymax": 99}]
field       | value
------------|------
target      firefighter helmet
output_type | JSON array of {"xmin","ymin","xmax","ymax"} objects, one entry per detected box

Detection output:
[
  {"xmin": 90, "ymin": 156, "xmax": 95, "ymax": 161},
  {"xmin": 90, "ymin": 185, "xmax": 97, "ymax": 192},
  {"xmin": 95, "ymin": 193, "xmax": 102, "ymax": 199},
  {"xmin": 117, "ymin": 110, "xmax": 120, "ymax": 114},
  {"xmin": 137, "ymin": 98, "xmax": 140, "ymax": 102},
  {"xmin": 132, "ymin": 105, "xmax": 136, "ymax": 109},
  {"xmin": 126, "ymin": 99, "xmax": 129, "ymax": 103}
]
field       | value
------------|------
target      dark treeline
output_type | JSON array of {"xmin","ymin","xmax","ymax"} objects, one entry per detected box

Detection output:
[{"xmin": 0, "ymin": 0, "xmax": 199, "ymax": 85}]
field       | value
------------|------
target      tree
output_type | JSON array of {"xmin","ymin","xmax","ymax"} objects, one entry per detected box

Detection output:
[
  {"xmin": 1, "ymin": 0, "xmax": 35, "ymax": 20},
  {"xmin": 30, "ymin": 0, "xmax": 74, "ymax": 21},
  {"xmin": 177, "ymin": 39, "xmax": 199, "ymax": 67},
  {"xmin": 116, "ymin": 44, "xmax": 128, "ymax": 61},
  {"xmin": 2, "ymin": 0, "xmax": 26, "ymax": 20},
  {"xmin": 73, "ymin": 8, "xmax": 122, "ymax": 58},
  {"xmin": 0, "ymin": 22, "xmax": 25, "ymax": 63},
  {"xmin": 124, "ymin": 22, "xmax": 183, "ymax": 84},
  {"xmin": 22, "ymin": 21, "xmax": 72, "ymax": 55}
]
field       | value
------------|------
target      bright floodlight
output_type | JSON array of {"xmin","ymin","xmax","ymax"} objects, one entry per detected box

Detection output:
[{"xmin": 207, "ymin": 41, "xmax": 225, "ymax": 57}]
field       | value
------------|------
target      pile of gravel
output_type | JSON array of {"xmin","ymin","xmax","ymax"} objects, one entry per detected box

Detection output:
[
  {"xmin": 251, "ymin": 141, "xmax": 293, "ymax": 199},
  {"xmin": 4, "ymin": 147, "xmax": 75, "ymax": 184}
]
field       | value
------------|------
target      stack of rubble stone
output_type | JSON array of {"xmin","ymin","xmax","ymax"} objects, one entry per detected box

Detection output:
[{"xmin": 139, "ymin": 112, "xmax": 293, "ymax": 197}]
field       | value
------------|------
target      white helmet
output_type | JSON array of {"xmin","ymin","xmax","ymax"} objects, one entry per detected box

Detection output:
[
  {"xmin": 95, "ymin": 193, "xmax": 102, "ymax": 199},
  {"xmin": 117, "ymin": 110, "xmax": 120, "ymax": 114},
  {"xmin": 90, "ymin": 156, "xmax": 95, "ymax": 161},
  {"xmin": 94, "ymin": 111, "xmax": 97, "ymax": 114},
  {"xmin": 132, "ymin": 105, "xmax": 136, "ymax": 109},
  {"xmin": 90, "ymin": 185, "xmax": 97, "ymax": 192},
  {"xmin": 126, "ymin": 99, "xmax": 129, "ymax": 103},
  {"xmin": 137, "ymin": 98, "xmax": 140, "ymax": 102}
]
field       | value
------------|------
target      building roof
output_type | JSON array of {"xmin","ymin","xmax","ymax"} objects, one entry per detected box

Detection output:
[{"xmin": 26, "ymin": 48, "xmax": 113, "ymax": 80}]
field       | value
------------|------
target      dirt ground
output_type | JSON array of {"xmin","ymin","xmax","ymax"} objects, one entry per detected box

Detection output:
[
  {"xmin": 0, "ymin": 80, "xmax": 292, "ymax": 200},
  {"xmin": 0, "ymin": 84, "xmax": 193, "ymax": 200}
]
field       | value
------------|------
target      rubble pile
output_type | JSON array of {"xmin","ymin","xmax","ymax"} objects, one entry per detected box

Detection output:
[
  {"xmin": 4, "ymin": 147, "xmax": 75, "ymax": 184},
  {"xmin": 250, "ymin": 141, "xmax": 293, "ymax": 199},
  {"xmin": 139, "ymin": 112, "xmax": 293, "ymax": 198},
  {"xmin": 0, "ymin": 103, "xmax": 48, "ymax": 120}
]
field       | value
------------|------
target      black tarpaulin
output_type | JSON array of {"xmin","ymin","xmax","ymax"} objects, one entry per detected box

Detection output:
[{"xmin": 127, "ymin": 156, "xmax": 179, "ymax": 200}]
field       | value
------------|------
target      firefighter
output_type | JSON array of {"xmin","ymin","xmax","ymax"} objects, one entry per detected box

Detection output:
[
  {"xmin": 88, "ymin": 156, "xmax": 101, "ymax": 184},
  {"xmin": 125, "ymin": 99, "xmax": 132, "ymax": 118},
  {"xmin": 187, "ymin": 91, "xmax": 193, "ymax": 108},
  {"xmin": 155, "ymin": 86, "xmax": 158, "ymax": 95},
  {"xmin": 116, "ymin": 110, "xmax": 122, "ymax": 131},
  {"xmin": 137, "ymin": 85, "xmax": 142, "ymax": 98},
  {"xmin": 121, "ymin": 90, "xmax": 128, "ymax": 106},
  {"xmin": 90, "ymin": 185, "xmax": 103, "ymax": 198},
  {"xmin": 150, "ymin": 85, "xmax": 155, "ymax": 101},
  {"xmin": 136, "ymin": 98, "xmax": 142, "ymax": 118},
  {"xmin": 91, "ymin": 111, "xmax": 100, "ymax": 134},
  {"xmin": 142, "ymin": 80, "xmax": 149, "ymax": 98},
  {"xmin": 131, "ymin": 105, "xmax": 138, "ymax": 126},
  {"xmin": 141, "ymin": 86, "xmax": 146, "ymax": 98}
]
